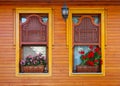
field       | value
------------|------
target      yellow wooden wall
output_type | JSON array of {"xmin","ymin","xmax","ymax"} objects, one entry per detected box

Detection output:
[{"xmin": 0, "ymin": 4, "xmax": 120, "ymax": 86}]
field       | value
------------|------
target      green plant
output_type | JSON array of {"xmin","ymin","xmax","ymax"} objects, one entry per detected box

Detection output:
[
  {"xmin": 20, "ymin": 53, "xmax": 46, "ymax": 66},
  {"xmin": 79, "ymin": 45, "xmax": 102, "ymax": 66}
]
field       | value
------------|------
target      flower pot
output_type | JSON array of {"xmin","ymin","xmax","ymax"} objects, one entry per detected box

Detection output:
[
  {"xmin": 21, "ymin": 65, "xmax": 44, "ymax": 73},
  {"xmin": 76, "ymin": 65, "xmax": 100, "ymax": 72}
]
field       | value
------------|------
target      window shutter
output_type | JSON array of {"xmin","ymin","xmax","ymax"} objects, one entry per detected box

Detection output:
[
  {"xmin": 21, "ymin": 14, "xmax": 48, "ymax": 45},
  {"xmin": 73, "ymin": 16, "xmax": 100, "ymax": 45}
]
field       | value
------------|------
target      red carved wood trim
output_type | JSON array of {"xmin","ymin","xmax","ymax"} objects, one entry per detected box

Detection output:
[
  {"xmin": 73, "ymin": 15, "xmax": 100, "ymax": 26},
  {"xmin": 21, "ymin": 42, "xmax": 47, "ymax": 45},
  {"xmin": 73, "ymin": 15, "xmax": 100, "ymax": 44},
  {"xmin": 21, "ymin": 14, "xmax": 47, "ymax": 25},
  {"xmin": 20, "ymin": 14, "xmax": 48, "ymax": 45}
]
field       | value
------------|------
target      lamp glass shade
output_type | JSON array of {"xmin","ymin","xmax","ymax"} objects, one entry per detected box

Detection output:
[{"xmin": 61, "ymin": 4, "xmax": 69, "ymax": 20}]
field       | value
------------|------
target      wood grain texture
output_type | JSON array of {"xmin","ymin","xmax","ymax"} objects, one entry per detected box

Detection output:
[
  {"xmin": 1, "ymin": 0, "xmax": 120, "ymax": 6},
  {"xmin": 0, "ymin": 4, "xmax": 120, "ymax": 86}
]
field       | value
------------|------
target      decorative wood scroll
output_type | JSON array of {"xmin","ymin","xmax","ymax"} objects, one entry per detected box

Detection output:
[
  {"xmin": 73, "ymin": 16, "xmax": 100, "ymax": 44},
  {"xmin": 21, "ymin": 15, "xmax": 48, "ymax": 45}
]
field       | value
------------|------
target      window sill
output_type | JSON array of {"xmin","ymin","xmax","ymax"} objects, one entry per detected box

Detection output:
[
  {"xmin": 70, "ymin": 72, "xmax": 105, "ymax": 76},
  {"xmin": 16, "ymin": 72, "xmax": 51, "ymax": 77}
]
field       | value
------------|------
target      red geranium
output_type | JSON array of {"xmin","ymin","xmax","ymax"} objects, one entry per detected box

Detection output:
[
  {"xmin": 79, "ymin": 50, "xmax": 85, "ymax": 55},
  {"xmin": 94, "ymin": 59, "xmax": 98, "ymax": 63},
  {"xmin": 79, "ymin": 46, "xmax": 102, "ymax": 66},
  {"xmin": 88, "ymin": 51, "xmax": 94, "ymax": 58},
  {"xmin": 82, "ymin": 56, "xmax": 87, "ymax": 60},
  {"xmin": 95, "ymin": 47, "xmax": 99, "ymax": 52},
  {"xmin": 100, "ymin": 59, "xmax": 103, "ymax": 64},
  {"xmin": 86, "ymin": 61, "xmax": 94, "ymax": 66},
  {"xmin": 89, "ymin": 45, "xmax": 94, "ymax": 50}
]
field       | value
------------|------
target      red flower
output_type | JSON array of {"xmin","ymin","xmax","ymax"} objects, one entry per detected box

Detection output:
[
  {"xmin": 79, "ymin": 50, "xmax": 85, "ymax": 55},
  {"xmin": 95, "ymin": 47, "xmax": 99, "ymax": 52},
  {"xmin": 94, "ymin": 59, "xmax": 98, "ymax": 63},
  {"xmin": 88, "ymin": 51, "xmax": 94, "ymax": 58},
  {"xmin": 100, "ymin": 59, "xmax": 103, "ymax": 64},
  {"xmin": 89, "ymin": 45, "xmax": 94, "ymax": 50},
  {"xmin": 79, "ymin": 46, "xmax": 102, "ymax": 66},
  {"xmin": 86, "ymin": 61, "xmax": 94, "ymax": 66},
  {"xmin": 82, "ymin": 56, "xmax": 86, "ymax": 60},
  {"xmin": 98, "ymin": 51, "xmax": 101, "ymax": 55}
]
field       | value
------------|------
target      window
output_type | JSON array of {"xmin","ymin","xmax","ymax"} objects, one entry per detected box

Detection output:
[
  {"xmin": 68, "ymin": 9, "xmax": 105, "ymax": 76},
  {"xmin": 15, "ymin": 8, "xmax": 52, "ymax": 76}
]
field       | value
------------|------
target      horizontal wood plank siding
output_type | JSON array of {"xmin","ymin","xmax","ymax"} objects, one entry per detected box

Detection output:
[{"xmin": 0, "ymin": 4, "xmax": 120, "ymax": 86}]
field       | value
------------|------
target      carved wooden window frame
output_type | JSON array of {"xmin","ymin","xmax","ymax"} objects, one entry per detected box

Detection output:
[
  {"xmin": 68, "ymin": 8, "xmax": 105, "ymax": 76},
  {"xmin": 73, "ymin": 15, "xmax": 100, "ymax": 45},
  {"xmin": 15, "ymin": 8, "xmax": 52, "ymax": 77}
]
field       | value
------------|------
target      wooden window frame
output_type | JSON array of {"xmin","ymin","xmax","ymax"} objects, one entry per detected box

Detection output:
[
  {"xmin": 15, "ymin": 8, "xmax": 52, "ymax": 77},
  {"xmin": 67, "ymin": 8, "xmax": 105, "ymax": 76}
]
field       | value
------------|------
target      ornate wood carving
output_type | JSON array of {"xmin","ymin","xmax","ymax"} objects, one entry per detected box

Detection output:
[
  {"xmin": 73, "ymin": 16, "xmax": 100, "ymax": 44},
  {"xmin": 21, "ymin": 14, "xmax": 48, "ymax": 45}
]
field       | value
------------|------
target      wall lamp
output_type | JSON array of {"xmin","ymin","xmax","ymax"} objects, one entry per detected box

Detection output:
[{"xmin": 61, "ymin": 4, "xmax": 69, "ymax": 21}]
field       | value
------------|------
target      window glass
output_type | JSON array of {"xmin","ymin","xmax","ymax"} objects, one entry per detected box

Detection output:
[
  {"xmin": 21, "ymin": 17, "xmax": 27, "ymax": 23},
  {"xmin": 72, "ymin": 16, "xmax": 80, "ymax": 24},
  {"xmin": 73, "ymin": 45, "xmax": 101, "ymax": 73},
  {"xmin": 92, "ymin": 16, "xmax": 100, "ymax": 24},
  {"xmin": 23, "ymin": 46, "xmax": 46, "ymax": 59}
]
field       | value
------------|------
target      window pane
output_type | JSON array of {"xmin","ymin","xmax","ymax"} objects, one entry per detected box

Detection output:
[
  {"xmin": 73, "ymin": 45, "xmax": 101, "ymax": 73},
  {"xmin": 23, "ymin": 46, "xmax": 46, "ymax": 59},
  {"xmin": 74, "ymin": 46, "xmax": 90, "ymax": 71},
  {"xmin": 20, "ymin": 46, "xmax": 48, "ymax": 73},
  {"xmin": 72, "ymin": 16, "xmax": 80, "ymax": 24},
  {"xmin": 92, "ymin": 16, "xmax": 100, "ymax": 24},
  {"xmin": 21, "ymin": 17, "xmax": 27, "ymax": 23},
  {"xmin": 42, "ymin": 17, "xmax": 48, "ymax": 23}
]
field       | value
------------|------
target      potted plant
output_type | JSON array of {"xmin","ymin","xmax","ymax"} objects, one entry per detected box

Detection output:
[
  {"xmin": 76, "ymin": 45, "xmax": 102, "ymax": 73},
  {"xmin": 20, "ymin": 53, "xmax": 46, "ymax": 73}
]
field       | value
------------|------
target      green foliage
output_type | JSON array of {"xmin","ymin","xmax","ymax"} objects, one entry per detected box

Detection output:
[
  {"xmin": 79, "ymin": 46, "xmax": 102, "ymax": 66},
  {"xmin": 20, "ymin": 53, "xmax": 46, "ymax": 66}
]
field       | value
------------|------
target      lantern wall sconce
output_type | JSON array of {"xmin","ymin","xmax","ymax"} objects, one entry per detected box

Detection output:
[{"xmin": 61, "ymin": 4, "xmax": 69, "ymax": 21}]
